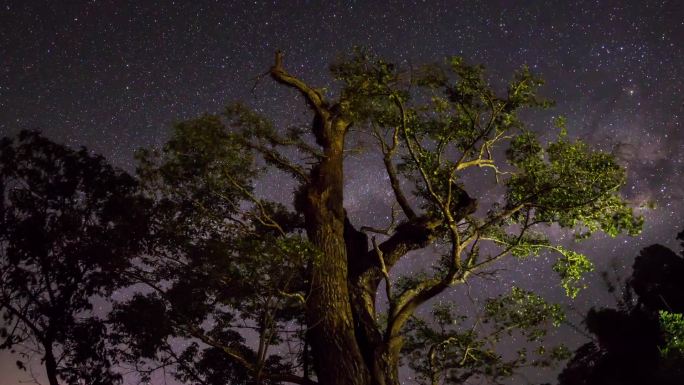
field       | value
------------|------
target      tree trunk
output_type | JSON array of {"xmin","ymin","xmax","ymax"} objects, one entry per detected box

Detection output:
[
  {"xmin": 345, "ymin": 220, "xmax": 400, "ymax": 385},
  {"xmin": 44, "ymin": 344, "xmax": 59, "ymax": 385},
  {"xmin": 302, "ymin": 117, "xmax": 371, "ymax": 385}
]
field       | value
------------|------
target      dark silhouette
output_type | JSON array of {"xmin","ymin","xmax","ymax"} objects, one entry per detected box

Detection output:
[
  {"xmin": 0, "ymin": 131, "xmax": 148, "ymax": 385},
  {"xmin": 558, "ymin": 228, "xmax": 684, "ymax": 385}
]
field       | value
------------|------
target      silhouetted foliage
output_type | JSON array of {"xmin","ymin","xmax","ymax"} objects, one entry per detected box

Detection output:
[
  {"xmin": 558, "ymin": 228, "xmax": 684, "ymax": 385},
  {"xmin": 0, "ymin": 130, "xmax": 148, "ymax": 385}
]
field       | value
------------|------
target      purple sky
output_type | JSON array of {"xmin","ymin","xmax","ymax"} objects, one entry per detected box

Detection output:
[{"xmin": 1, "ymin": 1, "xmax": 683, "ymax": 384}]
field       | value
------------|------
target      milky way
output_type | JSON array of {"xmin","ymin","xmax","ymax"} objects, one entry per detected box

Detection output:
[{"xmin": 1, "ymin": 1, "xmax": 682, "ymax": 384}]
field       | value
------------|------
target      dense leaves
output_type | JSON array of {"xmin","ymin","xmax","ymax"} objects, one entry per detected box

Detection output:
[
  {"xmin": 111, "ymin": 116, "xmax": 315, "ymax": 384},
  {"xmin": 0, "ymin": 130, "xmax": 147, "ymax": 385},
  {"xmin": 506, "ymin": 124, "xmax": 642, "ymax": 238}
]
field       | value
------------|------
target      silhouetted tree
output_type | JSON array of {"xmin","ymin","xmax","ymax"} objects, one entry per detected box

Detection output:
[
  {"xmin": 0, "ymin": 131, "xmax": 148, "ymax": 385},
  {"xmin": 558, "ymin": 228, "xmax": 684, "ymax": 385},
  {"xmin": 109, "ymin": 49, "xmax": 642, "ymax": 385}
]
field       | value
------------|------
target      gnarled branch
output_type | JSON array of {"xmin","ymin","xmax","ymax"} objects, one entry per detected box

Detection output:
[{"xmin": 270, "ymin": 50, "xmax": 328, "ymax": 118}]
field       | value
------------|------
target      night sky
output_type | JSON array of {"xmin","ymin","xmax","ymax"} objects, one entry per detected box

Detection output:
[{"xmin": 1, "ymin": 1, "xmax": 683, "ymax": 384}]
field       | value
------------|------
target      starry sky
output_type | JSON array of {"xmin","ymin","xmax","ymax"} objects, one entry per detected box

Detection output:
[{"xmin": 1, "ymin": 1, "xmax": 683, "ymax": 384}]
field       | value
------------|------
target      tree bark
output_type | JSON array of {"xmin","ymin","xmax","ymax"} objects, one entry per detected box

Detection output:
[
  {"xmin": 299, "ymin": 114, "xmax": 371, "ymax": 385},
  {"xmin": 44, "ymin": 344, "xmax": 59, "ymax": 385}
]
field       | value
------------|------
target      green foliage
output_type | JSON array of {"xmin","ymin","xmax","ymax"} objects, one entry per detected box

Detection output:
[
  {"xmin": 659, "ymin": 311, "xmax": 684, "ymax": 359},
  {"xmin": 506, "ymin": 128, "xmax": 642, "ymax": 238},
  {"xmin": 481, "ymin": 226, "xmax": 551, "ymax": 259},
  {"xmin": 484, "ymin": 287, "xmax": 566, "ymax": 340},
  {"xmin": 330, "ymin": 47, "xmax": 405, "ymax": 124},
  {"xmin": 136, "ymin": 114, "xmax": 256, "ymax": 226},
  {"xmin": 551, "ymin": 247, "xmax": 594, "ymax": 298},
  {"xmin": 558, "ymin": 234, "xmax": 684, "ymax": 385},
  {"xmin": 8, "ymin": 48, "xmax": 640, "ymax": 385},
  {"xmin": 113, "ymin": 114, "xmax": 316, "ymax": 384}
]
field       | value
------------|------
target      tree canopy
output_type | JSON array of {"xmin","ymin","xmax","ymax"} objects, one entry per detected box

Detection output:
[
  {"xmin": 0, "ymin": 50, "xmax": 645, "ymax": 385},
  {"xmin": 0, "ymin": 131, "xmax": 148, "ymax": 385}
]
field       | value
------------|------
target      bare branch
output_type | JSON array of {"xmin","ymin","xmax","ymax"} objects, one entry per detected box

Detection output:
[
  {"xmin": 360, "ymin": 203, "xmax": 400, "ymax": 235},
  {"xmin": 383, "ymin": 153, "xmax": 417, "ymax": 221},
  {"xmin": 270, "ymin": 50, "xmax": 328, "ymax": 118},
  {"xmin": 372, "ymin": 122, "xmax": 418, "ymax": 220},
  {"xmin": 372, "ymin": 237, "xmax": 392, "ymax": 305},
  {"xmin": 222, "ymin": 174, "xmax": 286, "ymax": 236}
]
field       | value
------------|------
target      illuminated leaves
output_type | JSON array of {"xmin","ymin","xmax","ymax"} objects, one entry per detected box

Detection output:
[
  {"xmin": 484, "ymin": 287, "xmax": 565, "ymax": 340},
  {"xmin": 659, "ymin": 310, "xmax": 684, "ymax": 360},
  {"xmin": 506, "ymin": 127, "xmax": 643, "ymax": 238},
  {"xmin": 551, "ymin": 247, "xmax": 594, "ymax": 298}
]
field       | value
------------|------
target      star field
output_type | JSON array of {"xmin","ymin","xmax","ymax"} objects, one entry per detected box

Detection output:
[{"xmin": 1, "ymin": 1, "xmax": 682, "ymax": 384}]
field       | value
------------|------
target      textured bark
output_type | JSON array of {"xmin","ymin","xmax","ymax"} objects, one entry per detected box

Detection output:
[
  {"xmin": 271, "ymin": 51, "xmax": 373, "ymax": 385},
  {"xmin": 346, "ymin": 193, "xmax": 477, "ymax": 385},
  {"xmin": 346, "ymin": 217, "xmax": 440, "ymax": 385},
  {"xmin": 300, "ymin": 117, "xmax": 371, "ymax": 385},
  {"xmin": 345, "ymin": 219, "xmax": 395, "ymax": 385}
]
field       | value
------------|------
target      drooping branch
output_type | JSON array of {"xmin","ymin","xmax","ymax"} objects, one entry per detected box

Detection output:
[
  {"xmin": 0, "ymin": 299, "xmax": 44, "ymax": 341},
  {"xmin": 243, "ymin": 141, "xmax": 311, "ymax": 183},
  {"xmin": 181, "ymin": 324, "xmax": 317, "ymax": 385},
  {"xmin": 371, "ymin": 237, "xmax": 392, "ymax": 306},
  {"xmin": 261, "ymin": 128, "xmax": 325, "ymax": 159}
]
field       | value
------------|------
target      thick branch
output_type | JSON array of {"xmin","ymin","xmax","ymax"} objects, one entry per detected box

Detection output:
[
  {"xmin": 388, "ymin": 272, "xmax": 467, "ymax": 343},
  {"xmin": 270, "ymin": 50, "xmax": 328, "ymax": 117},
  {"xmin": 374, "ymin": 218, "xmax": 440, "ymax": 269},
  {"xmin": 263, "ymin": 130, "xmax": 324, "ymax": 159}
]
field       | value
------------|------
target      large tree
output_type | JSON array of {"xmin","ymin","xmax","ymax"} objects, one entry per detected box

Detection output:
[
  {"xmin": 113, "ymin": 50, "xmax": 642, "ymax": 385},
  {"xmin": 0, "ymin": 131, "xmax": 148, "ymax": 385}
]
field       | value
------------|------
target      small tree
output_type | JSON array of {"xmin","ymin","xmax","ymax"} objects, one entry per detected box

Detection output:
[
  {"xmin": 0, "ymin": 131, "xmax": 148, "ymax": 385},
  {"xmin": 113, "ymin": 50, "xmax": 642, "ymax": 385}
]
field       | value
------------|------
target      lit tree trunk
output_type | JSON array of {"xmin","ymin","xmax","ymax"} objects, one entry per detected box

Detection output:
[
  {"xmin": 299, "ymin": 115, "xmax": 371, "ymax": 385},
  {"xmin": 270, "ymin": 51, "xmax": 405, "ymax": 385}
]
